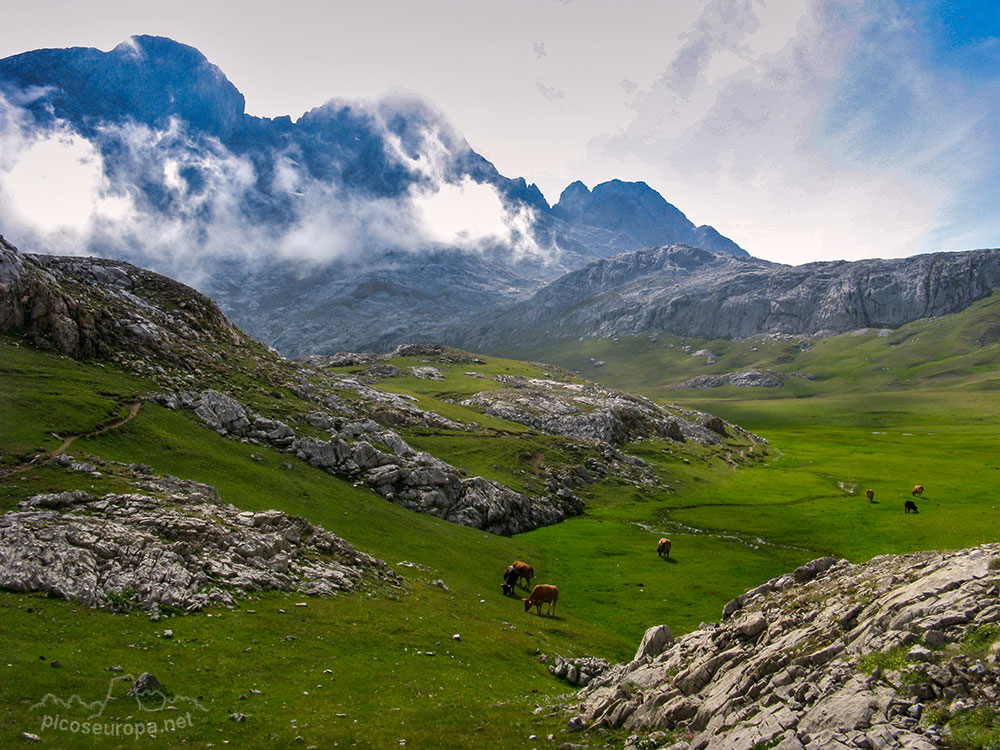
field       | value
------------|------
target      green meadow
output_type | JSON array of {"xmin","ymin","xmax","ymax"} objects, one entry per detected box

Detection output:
[{"xmin": 2, "ymin": 293, "xmax": 1000, "ymax": 748}]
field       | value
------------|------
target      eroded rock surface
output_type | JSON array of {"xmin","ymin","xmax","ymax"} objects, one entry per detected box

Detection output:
[
  {"xmin": 672, "ymin": 369, "xmax": 817, "ymax": 390},
  {"xmin": 461, "ymin": 375, "xmax": 737, "ymax": 447},
  {"xmin": 154, "ymin": 388, "xmax": 584, "ymax": 536},
  {"xmin": 0, "ymin": 476, "xmax": 400, "ymax": 612},
  {"xmin": 571, "ymin": 545, "xmax": 1000, "ymax": 750}
]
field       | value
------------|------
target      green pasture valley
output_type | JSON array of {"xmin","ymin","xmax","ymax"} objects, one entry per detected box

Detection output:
[{"xmin": 3, "ymin": 293, "xmax": 1000, "ymax": 748}]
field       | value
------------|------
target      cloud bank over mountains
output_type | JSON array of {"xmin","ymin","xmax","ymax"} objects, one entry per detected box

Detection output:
[{"xmin": 0, "ymin": 40, "xmax": 550, "ymax": 284}]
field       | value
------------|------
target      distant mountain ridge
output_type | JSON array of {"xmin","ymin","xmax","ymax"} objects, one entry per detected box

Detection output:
[
  {"xmin": 7, "ymin": 36, "xmax": 995, "ymax": 358},
  {"xmin": 456, "ymin": 244, "xmax": 1000, "ymax": 349},
  {"xmin": 0, "ymin": 35, "xmax": 748, "ymax": 354}
]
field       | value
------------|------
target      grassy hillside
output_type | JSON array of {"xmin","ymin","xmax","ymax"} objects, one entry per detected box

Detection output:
[
  {"xmin": 3, "ymin": 292, "xmax": 1000, "ymax": 748},
  {"xmin": 0, "ymin": 338, "xmax": 775, "ymax": 749}
]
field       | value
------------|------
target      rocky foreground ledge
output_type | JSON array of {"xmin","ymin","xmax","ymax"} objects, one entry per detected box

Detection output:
[
  {"xmin": 0, "ymin": 473, "xmax": 401, "ymax": 613},
  {"xmin": 569, "ymin": 545, "xmax": 1000, "ymax": 750}
]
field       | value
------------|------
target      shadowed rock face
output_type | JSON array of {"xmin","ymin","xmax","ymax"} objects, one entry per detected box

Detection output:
[
  {"xmin": 0, "ymin": 234, "xmax": 252, "ymax": 364},
  {"xmin": 456, "ymin": 244, "xmax": 1000, "ymax": 349},
  {"xmin": 569, "ymin": 544, "xmax": 1000, "ymax": 749}
]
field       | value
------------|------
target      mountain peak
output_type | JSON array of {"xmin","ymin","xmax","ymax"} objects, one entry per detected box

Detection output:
[
  {"xmin": 0, "ymin": 35, "xmax": 245, "ymax": 137},
  {"xmin": 551, "ymin": 179, "xmax": 747, "ymax": 257}
]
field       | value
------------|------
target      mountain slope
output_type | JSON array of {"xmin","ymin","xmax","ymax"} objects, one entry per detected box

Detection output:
[
  {"xmin": 457, "ymin": 244, "xmax": 1000, "ymax": 350},
  {"xmin": 0, "ymin": 35, "xmax": 747, "ymax": 354},
  {"xmin": 3, "ymin": 237, "xmax": 1000, "ymax": 748}
]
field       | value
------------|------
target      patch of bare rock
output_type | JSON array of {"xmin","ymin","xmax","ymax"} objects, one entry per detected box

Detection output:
[
  {"xmin": 153, "ymin": 388, "xmax": 584, "ymax": 535},
  {"xmin": 671, "ymin": 369, "xmax": 817, "ymax": 390},
  {"xmin": 568, "ymin": 544, "xmax": 1000, "ymax": 749},
  {"xmin": 460, "ymin": 375, "xmax": 747, "ymax": 447},
  {"xmin": 0, "ymin": 475, "xmax": 401, "ymax": 613}
]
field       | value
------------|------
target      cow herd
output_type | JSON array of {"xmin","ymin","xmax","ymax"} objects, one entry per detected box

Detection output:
[
  {"xmin": 502, "ymin": 560, "xmax": 559, "ymax": 616},
  {"xmin": 503, "ymin": 538, "xmax": 674, "ymax": 617},
  {"xmin": 506, "ymin": 485, "xmax": 928, "ymax": 618},
  {"xmin": 863, "ymin": 484, "xmax": 927, "ymax": 513}
]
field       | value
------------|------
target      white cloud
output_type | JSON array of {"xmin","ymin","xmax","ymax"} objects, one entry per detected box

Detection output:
[
  {"xmin": 588, "ymin": 0, "xmax": 1000, "ymax": 262},
  {"xmin": 0, "ymin": 89, "xmax": 554, "ymax": 283}
]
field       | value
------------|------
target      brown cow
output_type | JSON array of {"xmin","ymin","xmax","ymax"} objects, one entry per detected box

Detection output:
[
  {"xmin": 657, "ymin": 538, "xmax": 672, "ymax": 559},
  {"xmin": 912, "ymin": 485, "xmax": 924, "ymax": 497},
  {"xmin": 524, "ymin": 584, "xmax": 559, "ymax": 616},
  {"xmin": 865, "ymin": 489, "xmax": 875, "ymax": 503},
  {"xmin": 511, "ymin": 560, "xmax": 534, "ymax": 589}
]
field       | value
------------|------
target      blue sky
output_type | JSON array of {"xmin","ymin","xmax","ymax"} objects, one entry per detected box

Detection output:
[{"xmin": 0, "ymin": 0, "xmax": 997, "ymax": 265}]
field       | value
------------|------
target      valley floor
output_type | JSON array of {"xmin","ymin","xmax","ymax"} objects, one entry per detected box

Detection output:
[{"xmin": 3, "ymin": 314, "xmax": 1000, "ymax": 748}]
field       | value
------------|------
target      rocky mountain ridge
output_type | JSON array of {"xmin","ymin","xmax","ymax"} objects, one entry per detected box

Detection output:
[
  {"xmin": 0, "ymin": 36, "xmax": 745, "ymax": 355},
  {"xmin": 565, "ymin": 544, "xmax": 1000, "ymax": 750},
  {"xmin": 458, "ymin": 244, "xmax": 1000, "ymax": 349}
]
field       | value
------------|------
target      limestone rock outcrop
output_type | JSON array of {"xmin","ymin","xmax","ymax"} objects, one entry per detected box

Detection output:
[
  {"xmin": 155, "ymin": 388, "xmax": 584, "ymax": 536},
  {"xmin": 460, "ymin": 244, "xmax": 1000, "ymax": 348},
  {"xmin": 0, "ymin": 234, "xmax": 253, "ymax": 364},
  {"xmin": 672, "ymin": 369, "xmax": 817, "ymax": 390},
  {"xmin": 461, "ymin": 375, "xmax": 741, "ymax": 447},
  {"xmin": 570, "ymin": 545, "xmax": 1000, "ymax": 750},
  {"xmin": 0, "ymin": 476, "xmax": 401, "ymax": 612}
]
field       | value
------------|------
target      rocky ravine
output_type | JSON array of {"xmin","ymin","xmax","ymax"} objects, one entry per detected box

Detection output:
[
  {"xmin": 567, "ymin": 545, "xmax": 1000, "ymax": 750},
  {"xmin": 0, "ymin": 471, "xmax": 402, "ymax": 613}
]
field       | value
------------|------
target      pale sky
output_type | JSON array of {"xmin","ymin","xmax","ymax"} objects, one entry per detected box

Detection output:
[{"xmin": 1, "ymin": 0, "xmax": 999, "ymax": 265}]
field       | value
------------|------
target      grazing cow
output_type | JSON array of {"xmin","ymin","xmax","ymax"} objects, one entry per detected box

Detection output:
[
  {"xmin": 905, "ymin": 499, "xmax": 918, "ymax": 513},
  {"xmin": 511, "ymin": 560, "xmax": 534, "ymax": 589},
  {"xmin": 865, "ymin": 489, "xmax": 875, "ymax": 503},
  {"xmin": 657, "ymin": 538, "xmax": 672, "ymax": 559},
  {"xmin": 524, "ymin": 584, "xmax": 559, "ymax": 616},
  {"xmin": 501, "ymin": 565, "xmax": 519, "ymax": 596},
  {"xmin": 912, "ymin": 485, "xmax": 924, "ymax": 497}
]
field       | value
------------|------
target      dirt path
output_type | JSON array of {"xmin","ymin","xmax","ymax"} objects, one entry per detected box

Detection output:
[{"xmin": 3, "ymin": 400, "xmax": 144, "ymax": 477}]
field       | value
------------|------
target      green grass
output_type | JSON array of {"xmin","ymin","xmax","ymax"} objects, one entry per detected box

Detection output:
[{"xmin": 4, "ymin": 289, "xmax": 1000, "ymax": 749}]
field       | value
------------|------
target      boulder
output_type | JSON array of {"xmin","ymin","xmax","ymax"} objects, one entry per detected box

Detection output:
[{"xmin": 634, "ymin": 625, "xmax": 674, "ymax": 662}]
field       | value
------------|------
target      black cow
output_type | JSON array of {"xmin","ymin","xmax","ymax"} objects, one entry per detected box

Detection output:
[
  {"xmin": 904, "ymin": 500, "xmax": 918, "ymax": 514},
  {"xmin": 501, "ymin": 565, "xmax": 519, "ymax": 595}
]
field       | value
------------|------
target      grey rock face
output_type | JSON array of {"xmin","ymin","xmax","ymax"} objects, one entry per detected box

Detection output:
[
  {"xmin": 673, "ymin": 369, "xmax": 817, "ymax": 390},
  {"xmin": 572, "ymin": 545, "xmax": 1000, "ymax": 749},
  {"xmin": 0, "ymin": 234, "xmax": 253, "ymax": 363},
  {"xmin": 550, "ymin": 654, "xmax": 614, "ymax": 687},
  {"xmin": 634, "ymin": 624, "xmax": 675, "ymax": 662},
  {"xmin": 0, "ymin": 476, "xmax": 400, "ymax": 612},
  {"xmin": 195, "ymin": 389, "xmax": 252, "ymax": 435},
  {"xmin": 169, "ymin": 387, "xmax": 585, "ymax": 536},
  {"xmin": 458, "ymin": 244, "xmax": 1000, "ymax": 349},
  {"xmin": 461, "ymin": 375, "xmax": 731, "ymax": 447}
]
